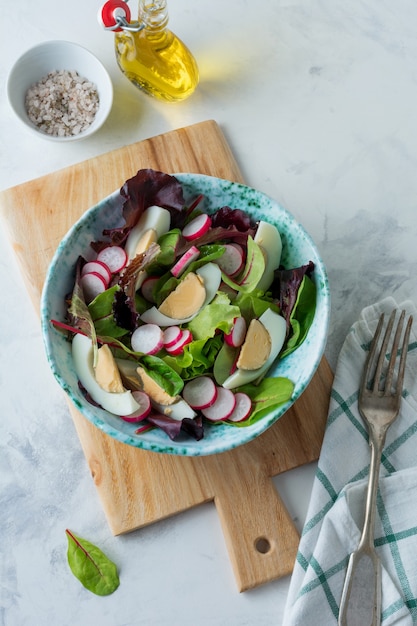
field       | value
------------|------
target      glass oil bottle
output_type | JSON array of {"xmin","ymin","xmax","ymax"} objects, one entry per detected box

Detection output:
[{"xmin": 100, "ymin": 0, "xmax": 199, "ymax": 102}]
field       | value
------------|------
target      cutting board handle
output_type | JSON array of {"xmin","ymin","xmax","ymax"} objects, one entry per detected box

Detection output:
[{"xmin": 204, "ymin": 451, "xmax": 300, "ymax": 592}]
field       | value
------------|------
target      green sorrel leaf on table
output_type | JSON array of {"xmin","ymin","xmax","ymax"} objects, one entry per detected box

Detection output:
[{"xmin": 65, "ymin": 529, "xmax": 120, "ymax": 596}]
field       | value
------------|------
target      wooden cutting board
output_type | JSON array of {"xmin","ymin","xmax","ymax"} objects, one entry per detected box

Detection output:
[{"xmin": 0, "ymin": 120, "xmax": 333, "ymax": 591}]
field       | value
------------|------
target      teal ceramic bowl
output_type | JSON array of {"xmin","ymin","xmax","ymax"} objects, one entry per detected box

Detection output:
[{"xmin": 40, "ymin": 174, "xmax": 330, "ymax": 456}]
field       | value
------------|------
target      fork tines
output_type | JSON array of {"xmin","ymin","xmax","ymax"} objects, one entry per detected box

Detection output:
[{"xmin": 362, "ymin": 309, "xmax": 413, "ymax": 396}]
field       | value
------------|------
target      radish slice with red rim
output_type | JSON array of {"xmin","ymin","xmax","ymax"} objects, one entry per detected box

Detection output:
[
  {"xmin": 215, "ymin": 243, "xmax": 244, "ymax": 277},
  {"xmin": 141, "ymin": 275, "xmax": 159, "ymax": 303},
  {"xmin": 182, "ymin": 376, "xmax": 218, "ymax": 410},
  {"xmin": 201, "ymin": 387, "xmax": 236, "ymax": 421},
  {"xmin": 224, "ymin": 316, "xmax": 247, "ymax": 348},
  {"xmin": 165, "ymin": 329, "xmax": 193, "ymax": 355},
  {"xmin": 97, "ymin": 245, "xmax": 128, "ymax": 273},
  {"xmin": 121, "ymin": 391, "xmax": 151, "ymax": 422},
  {"xmin": 131, "ymin": 323, "xmax": 164, "ymax": 354},
  {"xmin": 227, "ymin": 392, "xmax": 252, "ymax": 422},
  {"xmin": 163, "ymin": 325, "xmax": 182, "ymax": 348},
  {"xmin": 81, "ymin": 271, "xmax": 107, "ymax": 303},
  {"xmin": 81, "ymin": 260, "xmax": 112, "ymax": 285},
  {"xmin": 171, "ymin": 245, "xmax": 200, "ymax": 277},
  {"xmin": 182, "ymin": 213, "xmax": 212, "ymax": 241}
]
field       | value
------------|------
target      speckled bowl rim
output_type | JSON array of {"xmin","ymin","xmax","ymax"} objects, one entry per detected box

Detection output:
[{"xmin": 41, "ymin": 173, "xmax": 330, "ymax": 456}]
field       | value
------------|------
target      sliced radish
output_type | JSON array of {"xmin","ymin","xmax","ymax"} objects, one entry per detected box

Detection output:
[
  {"xmin": 229, "ymin": 242, "xmax": 245, "ymax": 255},
  {"xmin": 224, "ymin": 316, "xmax": 247, "ymax": 348},
  {"xmin": 202, "ymin": 387, "xmax": 236, "ymax": 421},
  {"xmin": 182, "ymin": 213, "xmax": 212, "ymax": 241},
  {"xmin": 165, "ymin": 329, "xmax": 193, "ymax": 355},
  {"xmin": 171, "ymin": 245, "xmax": 200, "ymax": 277},
  {"xmin": 141, "ymin": 275, "xmax": 159, "ymax": 303},
  {"xmin": 81, "ymin": 271, "xmax": 107, "ymax": 303},
  {"xmin": 131, "ymin": 324, "xmax": 164, "ymax": 355},
  {"xmin": 120, "ymin": 391, "xmax": 151, "ymax": 422},
  {"xmin": 182, "ymin": 376, "xmax": 218, "ymax": 410},
  {"xmin": 215, "ymin": 244, "xmax": 244, "ymax": 277},
  {"xmin": 97, "ymin": 245, "xmax": 128, "ymax": 274},
  {"xmin": 163, "ymin": 325, "xmax": 182, "ymax": 348},
  {"xmin": 227, "ymin": 392, "xmax": 252, "ymax": 422},
  {"xmin": 81, "ymin": 260, "xmax": 112, "ymax": 286}
]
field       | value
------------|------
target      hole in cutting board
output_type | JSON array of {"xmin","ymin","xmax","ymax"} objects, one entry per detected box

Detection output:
[{"xmin": 255, "ymin": 537, "xmax": 271, "ymax": 554}]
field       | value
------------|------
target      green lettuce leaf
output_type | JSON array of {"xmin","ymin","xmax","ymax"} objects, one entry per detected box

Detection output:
[
  {"xmin": 232, "ymin": 377, "xmax": 294, "ymax": 425},
  {"xmin": 183, "ymin": 243, "xmax": 225, "ymax": 273},
  {"xmin": 88, "ymin": 285, "xmax": 129, "ymax": 338},
  {"xmin": 141, "ymin": 354, "xmax": 184, "ymax": 396},
  {"xmin": 235, "ymin": 291, "xmax": 279, "ymax": 324},
  {"xmin": 148, "ymin": 229, "xmax": 181, "ymax": 270},
  {"xmin": 163, "ymin": 335, "xmax": 223, "ymax": 381},
  {"xmin": 154, "ymin": 272, "xmax": 180, "ymax": 307},
  {"xmin": 187, "ymin": 292, "xmax": 241, "ymax": 340}
]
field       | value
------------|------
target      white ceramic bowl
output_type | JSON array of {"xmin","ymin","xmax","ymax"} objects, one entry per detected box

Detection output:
[
  {"xmin": 41, "ymin": 173, "xmax": 330, "ymax": 456},
  {"xmin": 7, "ymin": 40, "xmax": 113, "ymax": 142}
]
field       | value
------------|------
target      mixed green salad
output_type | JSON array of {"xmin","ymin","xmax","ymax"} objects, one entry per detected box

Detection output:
[{"xmin": 51, "ymin": 169, "xmax": 316, "ymax": 441}]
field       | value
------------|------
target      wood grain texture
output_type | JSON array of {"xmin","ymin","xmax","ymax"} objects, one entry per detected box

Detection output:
[{"xmin": 0, "ymin": 120, "xmax": 333, "ymax": 591}]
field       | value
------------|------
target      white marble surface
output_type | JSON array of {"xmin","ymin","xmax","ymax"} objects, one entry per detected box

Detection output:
[{"xmin": 1, "ymin": 1, "xmax": 417, "ymax": 624}]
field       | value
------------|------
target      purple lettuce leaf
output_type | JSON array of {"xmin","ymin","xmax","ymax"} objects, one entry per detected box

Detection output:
[
  {"xmin": 146, "ymin": 413, "xmax": 204, "ymax": 441},
  {"xmin": 113, "ymin": 243, "xmax": 161, "ymax": 332},
  {"xmin": 272, "ymin": 261, "xmax": 315, "ymax": 335},
  {"xmin": 67, "ymin": 257, "xmax": 98, "ymax": 344},
  {"xmin": 211, "ymin": 206, "xmax": 254, "ymax": 231},
  {"xmin": 95, "ymin": 169, "xmax": 187, "ymax": 248}
]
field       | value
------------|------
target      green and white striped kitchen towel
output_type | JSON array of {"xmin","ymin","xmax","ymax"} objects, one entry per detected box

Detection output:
[{"xmin": 283, "ymin": 298, "xmax": 417, "ymax": 626}]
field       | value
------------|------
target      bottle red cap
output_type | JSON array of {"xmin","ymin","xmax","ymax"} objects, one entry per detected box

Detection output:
[{"xmin": 98, "ymin": 0, "xmax": 131, "ymax": 32}]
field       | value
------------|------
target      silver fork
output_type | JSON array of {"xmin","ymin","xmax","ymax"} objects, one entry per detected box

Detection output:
[{"xmin": 338, "ymin": 309, "xmax": 413, "ymax": 626}]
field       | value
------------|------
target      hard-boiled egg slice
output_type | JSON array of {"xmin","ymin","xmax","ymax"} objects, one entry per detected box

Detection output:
[
  {"xmin": 151, "ymin": 399, "xmax": 197, "ymax": 421},
  {"xmin": 222, "ymin": 307, "xmax": 286, "ymax": 389},
  {"xmin": 125, "ymin": 205, "xmax": 171, "ymax": 261},
  {"xmin": 254, "ymin": 220, "xmax": 282, "ymax": 292},
  {"xmin": 72, "ymin": 333, "xmax": 141, "ymax": 415},
  {"xmin": 158, "ymin": 272, "xmax": 206, "ymax": 319},
  {"xmin": 140, "ymin": 262, "xmax": 222, "ymax": 326}
]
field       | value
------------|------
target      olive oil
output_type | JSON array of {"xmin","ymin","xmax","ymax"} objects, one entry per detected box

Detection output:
[{"xmin": 114, "ymin": 0, "xmax": 199, "ymax": 102}]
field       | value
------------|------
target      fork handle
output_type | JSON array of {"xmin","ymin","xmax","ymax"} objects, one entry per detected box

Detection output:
[
  {"xmin": 338, "ymin": 428, "xmax": 387, "ymax": 626},
  {"xmin": 338, "ymin": 547, "xmax": 381, "ymax": 626}
]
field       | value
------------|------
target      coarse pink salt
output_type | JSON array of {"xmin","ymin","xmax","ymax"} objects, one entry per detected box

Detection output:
[{"xmin": 25, "ymin": 69, "xmax": 100, "ymax": 137}]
